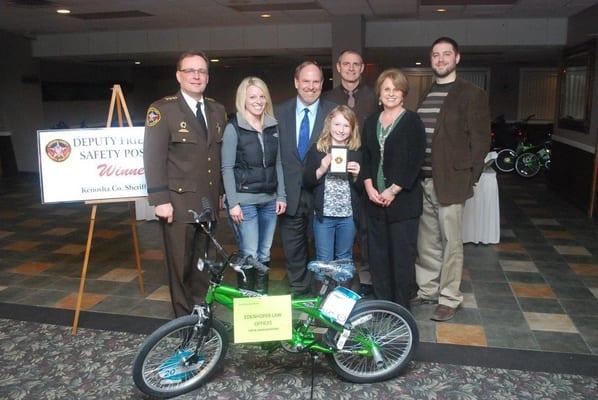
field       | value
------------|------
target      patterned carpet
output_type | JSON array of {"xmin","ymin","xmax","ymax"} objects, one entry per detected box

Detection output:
[{"xmin": 1, "ymin": 318, "xmax": 597, "ymax": 400}]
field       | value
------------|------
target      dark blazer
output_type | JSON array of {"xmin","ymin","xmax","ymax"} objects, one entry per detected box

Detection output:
[
  {"xmin": 143, "ymin": 91, "xmax": 226, "ymax": 222},
  {"xmin": 274, "ymin": 98, "xmax": 337, "ymax": 216},
  {"xmin": 302, "ymin": 145, "xmax": 362, "ymax": 224},
  {"xmin": 361, "ymin": 109, "xmax": 426, "ymax": 222},
  {"xmin": 419, "ymin": 78, "xmax": 491, "ymax": 205}
]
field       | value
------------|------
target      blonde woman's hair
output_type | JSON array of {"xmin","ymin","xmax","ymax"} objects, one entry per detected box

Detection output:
[
  {"xmin": 316, "ymin": 105, "xmax": 361, "ymax": 152},
  {"xmin": 235, "ymin": 76, "xmax": 274, "ymax": 124}
]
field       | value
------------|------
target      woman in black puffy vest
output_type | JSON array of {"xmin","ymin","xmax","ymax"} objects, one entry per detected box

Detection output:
[{"xmin": 221, "ymin": 77, "xmax": 287, "ymax": 293}]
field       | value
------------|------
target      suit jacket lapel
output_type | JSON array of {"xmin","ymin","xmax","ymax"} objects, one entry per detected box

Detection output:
[
  {"xmin": 435, "ymin": 78, "xmax": 463, "ymax": 138},
  {"xmin": 418, "ymin": 78, "xmax": 463, "ymax": 139},
  {"xmin": 310, "ymin": 101, "xmax": 327, "ymax": 149},
  {"xmin": 286, "ymin": 100, "xmax": 300, "ymax": 162}
]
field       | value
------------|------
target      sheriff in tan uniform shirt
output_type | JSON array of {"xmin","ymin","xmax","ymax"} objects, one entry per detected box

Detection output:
[{"xmin": 143, "ymin": 52, "xmax": 226, "ymax": 317}]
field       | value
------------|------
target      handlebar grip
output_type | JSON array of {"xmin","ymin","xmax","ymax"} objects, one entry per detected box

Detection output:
[
  {"xmin": 188, "ymin": 197, "xmax": 214, "ymax": 223},
  {"xmin": 201, "ymin": 197, "xmax": 213, "ymax": 220}
]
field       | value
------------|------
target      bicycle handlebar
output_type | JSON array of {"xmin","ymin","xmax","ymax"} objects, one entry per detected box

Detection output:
[{"xmin": 188, "ymin": 199, "xmax": 269, "ymax": 277}]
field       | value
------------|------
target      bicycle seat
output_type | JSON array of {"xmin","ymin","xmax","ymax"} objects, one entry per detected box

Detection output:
[{"xmin": 308, "ymin": 260, "xmax": 355, "ymax": 282}]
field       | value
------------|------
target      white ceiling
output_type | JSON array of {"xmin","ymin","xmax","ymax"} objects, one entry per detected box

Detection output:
[{"xmin": 2, "ymin": 0, "xmax": 598, "ymax": 37}]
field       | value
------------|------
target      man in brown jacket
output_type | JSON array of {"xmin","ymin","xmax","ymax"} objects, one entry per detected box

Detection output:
[
  {"xmin": 413, "ymin": 37, "xmax": 490, "ymax": 321},
  {"xmin": 143, "ymin": 51, "xmax": 226, "ymax": 317}
]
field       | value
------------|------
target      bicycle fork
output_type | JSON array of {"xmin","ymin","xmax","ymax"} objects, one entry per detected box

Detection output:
[{"xmin": 183, "ymin": 305, "xmax": 211, "ymax": 364}]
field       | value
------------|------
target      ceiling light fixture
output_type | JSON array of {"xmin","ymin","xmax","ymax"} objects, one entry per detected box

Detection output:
[
  {"xmin": 415, "ymin": 61, "xmax": 422, "ymax": 66},
  {"xmin": 260, "ymin": 14, "xmax": 271, "ymax": 18},
  {"xmin": 134, "ymin": 61, "xmax": 141, "ymax": 65},
  {"xmin": 56, "ymin": 9, "xmax": 71, "ymax": 14},
  {"xmin": 210, "ymin": 58, "xmax": 220, "ymax": 63},
  {"xmin": 436, "ymin": 8, "xmax": 447, "ymax": 12}
]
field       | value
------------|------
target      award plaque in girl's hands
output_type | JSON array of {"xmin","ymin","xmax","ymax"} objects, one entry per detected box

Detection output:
[{"xmin": 330, "ymin": 146, "xmax": 348, "ymax": 175}]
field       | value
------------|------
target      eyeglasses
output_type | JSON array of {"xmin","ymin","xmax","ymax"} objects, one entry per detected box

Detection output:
[
  {"xmin": 179, "ymin": 68, "xmax": 208, "ymax": 76},
  {"xmin": 340, "ymin": 62, "xmax": 363, "ymax": 68}
]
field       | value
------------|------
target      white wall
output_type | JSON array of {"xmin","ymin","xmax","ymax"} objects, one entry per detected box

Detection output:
[
  {"xmin": 32, "ymin": 23, "xmax": 332, "ymax": 58},
  {"xmin": 31, "ymin": 19, "xmax": 567, "ymax": 59},
  {"xmin": 366, "ymin": 18, "xmax": 567, "ymax": 47}
]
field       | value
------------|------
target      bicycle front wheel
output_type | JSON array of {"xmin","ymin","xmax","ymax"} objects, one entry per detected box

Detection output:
[
  {"xmin": 515, "ymin": 152, "xmax": 541, "ymax": 178},
  {"xmin": 326, "ymin": 300, "xmax": 418, "ymax": 383},
  {"xmin": 132, "ymin": 315, "xmax": 228, "ymax": 399},
  {"xmin": 495, "ymin": 148, "xmax": 516, "ymax": 172}
]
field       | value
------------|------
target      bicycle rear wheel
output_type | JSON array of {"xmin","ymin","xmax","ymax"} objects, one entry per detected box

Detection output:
[
  {"xmin": 495, "ymin": 148, "xmax": 516, "ymax": 172},
  {"xmin": 326, "ymin": 300, "xmax": 418, "ymax": 383},
  {"xmin": 132, "ymin": 315, "xmax": 228, "ymax": 398},
  {"xmin": 515, "ymin": 152, "xmax": 541, "ymax": 178}
]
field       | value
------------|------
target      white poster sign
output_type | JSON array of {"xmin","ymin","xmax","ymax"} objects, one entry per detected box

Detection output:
[{"xmin": 38, "ymin": 127, "xmax": 147, "ymax": 203}]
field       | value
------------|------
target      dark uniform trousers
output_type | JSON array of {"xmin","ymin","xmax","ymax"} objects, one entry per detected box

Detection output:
[{"xmin": 161, "ymin": 221, "xmax": 211, "ymax": 317}]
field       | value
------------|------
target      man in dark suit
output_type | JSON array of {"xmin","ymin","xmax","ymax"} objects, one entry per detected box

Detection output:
[
  {"xmin": 143, "ymin": 51, "xmax": 226, "ymax": 317},
  {"xmin": 323, "ymin": 50, "xmax": 378, "ymax": 296},
  {"xmin": 413, "ymin": 37, "xmax": 490, "ymax": 322},
  {"xmin": 275, "ymin": 61, "xmax": 336, "ymax": 296}
]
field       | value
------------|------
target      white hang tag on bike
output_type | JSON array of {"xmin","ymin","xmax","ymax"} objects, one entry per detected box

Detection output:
[
  {"xmin": 196, "ymin": 258, "xmax": 205, "ymax": 271},
  {"xmin": 350, "ymin": 314, "xmax": 372, "ymax": 328},
  {"xmin": 320, "ymin": 287, "xmax": 360, "ymax": 325},
  {"xmin": 336, "ymin": 328, "xmax": 351, "ymax": 350}
]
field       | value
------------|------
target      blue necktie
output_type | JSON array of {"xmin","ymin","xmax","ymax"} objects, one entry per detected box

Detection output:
[{"xmin": 298, "ymin": 108, "xmax": 310, "ymax": 161}]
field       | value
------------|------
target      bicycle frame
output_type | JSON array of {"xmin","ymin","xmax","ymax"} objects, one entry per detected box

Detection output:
[
  {"xmin": 202, "ymin": 282, "xmax": 371, "ymax": 356},
  {"xmin": 189, "ymin": 213, "xmax": 377, "ymax": 358}
]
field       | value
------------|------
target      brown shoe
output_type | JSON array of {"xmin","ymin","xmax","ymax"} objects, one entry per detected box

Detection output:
[
  {"xmin": 431, "ymin": 305, "xmax": 456, "ymax": 322},
  {"xmin": 410, "ymin": 296, "xmax": 438, "ymax": 306}
]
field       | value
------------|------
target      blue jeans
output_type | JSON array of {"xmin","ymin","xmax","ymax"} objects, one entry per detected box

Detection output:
[
  {"xmin": 313, "ymin": 215, "xmax": 356, "ymax": 262},
  {"xmin": 234, "ymin": 199, "xmax": 277, "ymax": 263}
]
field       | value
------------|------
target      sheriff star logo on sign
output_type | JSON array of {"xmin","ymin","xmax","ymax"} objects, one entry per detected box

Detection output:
[{"xmin": 45, "ymin": 139, "xmax": 72, "ymax": 162}]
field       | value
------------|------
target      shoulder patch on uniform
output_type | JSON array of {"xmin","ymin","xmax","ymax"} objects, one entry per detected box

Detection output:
[
  {"xmin": 163, "ymin": 95, "xmax": 178, "ymax": 101},
  {"xmin": 146, "ymin": 106, "xmax": 161, "ymax": 127}
]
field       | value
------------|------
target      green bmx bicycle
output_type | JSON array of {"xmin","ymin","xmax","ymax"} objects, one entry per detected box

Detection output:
[{"xmin": 132, "ymin": 206, "xmax": 419, "ymax": 399}]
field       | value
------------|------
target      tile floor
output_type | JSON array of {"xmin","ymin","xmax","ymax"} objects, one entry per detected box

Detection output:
[{"xmin": 1, "ymin": 173, "xmax": 598, "ymax": 355}]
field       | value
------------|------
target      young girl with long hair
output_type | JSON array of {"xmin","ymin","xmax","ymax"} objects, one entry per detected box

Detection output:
[{"xmin": 302, "ymin": 105, "xmax": 362, "ymax": 278}]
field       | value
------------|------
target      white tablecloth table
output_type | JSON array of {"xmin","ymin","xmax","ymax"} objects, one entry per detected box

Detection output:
[{"xmin": 462, "ymin": 169, "xmax": 500, "ymax": 244}]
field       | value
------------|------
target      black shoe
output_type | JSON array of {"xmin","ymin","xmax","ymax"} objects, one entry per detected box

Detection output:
[
  {"xmin": 255, "ymin": 271, "xmax": 269, "ymax": 294},
  {"xmin": 358, "ymin": 284, "xmax": 374, "ymax": 297}
]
